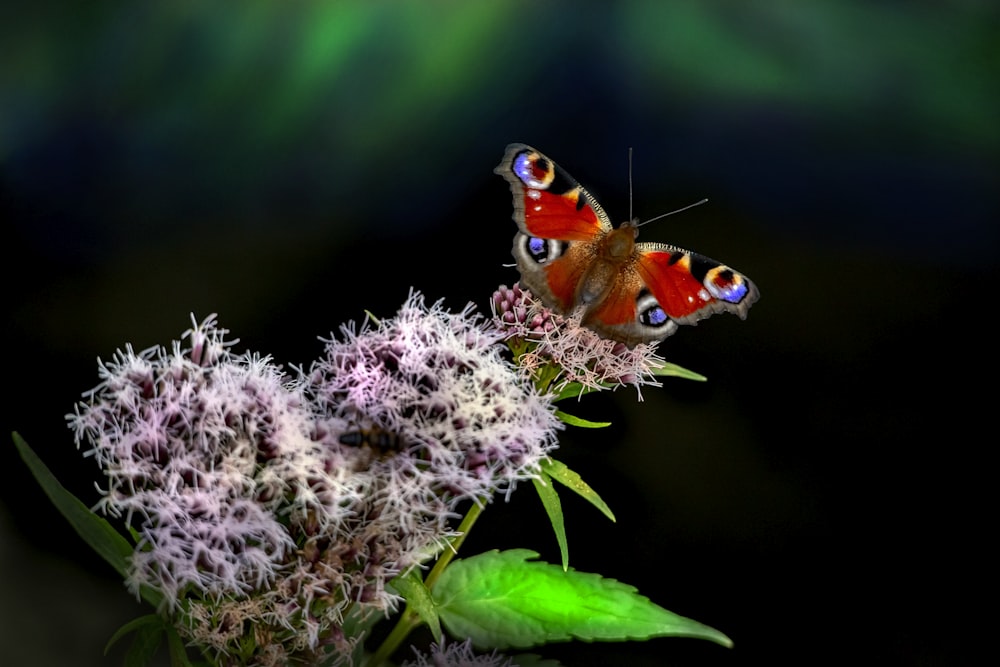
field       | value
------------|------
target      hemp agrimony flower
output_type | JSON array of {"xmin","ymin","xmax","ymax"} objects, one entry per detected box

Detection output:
[
  {"xmin": 304, "ymin": 292, "xmax": 562, "ymax": 504},
  {"xmin": 11, "ymin": 280, "xmax": 737, "ymax": 667},
  {"xmin": 67, "ymin": 315, "xmax": 301, "ymax": 608},
  {"xmin": 62, "ymin": 296, "xmax": 566, "ymax": 665}
]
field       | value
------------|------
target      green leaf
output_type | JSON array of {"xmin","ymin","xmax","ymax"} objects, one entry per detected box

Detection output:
[
  {"xmin": 125, "ymin": 618, "xmax": 165, "ymax": 667},
  {"xmin": 650, "ymin": 361, "xmax": 707, "ymax": 382},
  {"xmin": 552, "ymin": 382, "xmax": 593, "ymax": 401},
  {"xmin": 12, "ymin": 432, "xmax": 133, "ymax": 577},
  {"xmin": 342, "ymin": 599, "xmax": 392, "ymax": 667},
  {"xmin": 164, "ymin": 624, "xmax": 196, "ymax": 667},
  {"xmin": 12, "ymin": 433, "xmax": 165, "ymax": 609},
  {"xmin": 435, "ymin": 549, "xmax": 732, "ymax": 650},
  {"xmin": 531, "ymin": 472, "xmax": 568, "ymax": 571},
  {"xmin": 103, "ymin": 614, "xmax": 171, "ymax": 667},
  {"xmin": 554, "ymin": 410, "xmax": 611, "ymax": 429},
  {"xmin": 541, "ymin": 459, "xmax": 615, "ymax": 523},
  {"xmin": 105, "ymin": 614, "xmax": 162, "ymax": 654},
  {"xmin": 390, "ymin": 568, "xmax": 443, "ymax": 643},
  {"xmin": 553, "ymin": 381, "xmax": 623, "ymax": 401}
]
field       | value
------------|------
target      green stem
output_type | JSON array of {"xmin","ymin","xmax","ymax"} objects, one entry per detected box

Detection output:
[
  {"xmin": 425, "ymin": 499, "xmax": 484, "ymax": 590},
  {"xmin": 367, "ymin": 607, "xmax": 420, "ymax": 667},
  {"xmin": 366, "ymin": 499, "xmax": 487, "ymax": 666}
]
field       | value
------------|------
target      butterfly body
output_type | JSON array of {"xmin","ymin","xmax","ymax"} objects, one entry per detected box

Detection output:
[{"xmin": 496, "ymin": 143, "xmax": 759, "ymax": 347}]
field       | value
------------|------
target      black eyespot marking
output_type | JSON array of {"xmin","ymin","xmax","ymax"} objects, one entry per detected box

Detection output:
[
  {"xmin": 639, "ymin": 304, "xmax": 668, "ymax": 327},
  {"xmin": 527, "ymin": 237, "xmax": 548, "ymax": 262},
  {"xmin": 667, "ymin": 251, "xmax": 685, "ymax": 266},
  {"xmin": 521, "ymin": 236, "xmax": 565, "ymax": 265},
  {"xmin": 636, "ymin": 292, "xmax": 670, "ymax": 328}
]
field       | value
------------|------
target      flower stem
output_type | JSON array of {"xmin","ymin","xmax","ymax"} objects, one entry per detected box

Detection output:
[
  {"xmin": 425, "ymin": 499, "xmax": 484, "ymax": 590},
  {"xmin": 367, "ymin": 607, "xmax": 421, "ymax": 667},
  {"xmin": 366, "ymin": 499, "xmax": 487, "ymax": 666}
]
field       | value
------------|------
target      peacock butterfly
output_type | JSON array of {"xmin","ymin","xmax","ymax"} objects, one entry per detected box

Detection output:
[{"xmin": 495, "ymin": 143, "xmax": 759, "ymax": 347}]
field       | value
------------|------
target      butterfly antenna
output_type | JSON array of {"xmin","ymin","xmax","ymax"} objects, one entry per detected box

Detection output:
[
  {"xmin": 627, "ymin": 147, "xmax": 634, "ymax": 222},
  {"xmin": 636, "ymin": 198, "xmax": 709, "ymax": 228}
]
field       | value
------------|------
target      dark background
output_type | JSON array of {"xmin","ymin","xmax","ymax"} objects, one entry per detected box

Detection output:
[{"xmin": 2, "ymin": 2, "xmax": 996, "ymax": 665}]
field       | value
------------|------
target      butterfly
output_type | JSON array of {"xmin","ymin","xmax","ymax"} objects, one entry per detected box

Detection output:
[{"xmin": 495, "ymin": 143, "xmax": 759, "ymax": 347}]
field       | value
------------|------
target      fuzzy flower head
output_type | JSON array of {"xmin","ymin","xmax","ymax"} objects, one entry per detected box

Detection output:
[
  {"xmin": 282, "ymin": 291, "xmax": 563, "ymax": 652},
  {"xmin": 305, "ymin": 291, "xmax": 561, "ymax": 504},
  {"xmin": 491, "ymin": 283, "xmax": 670, "ymax": 399},
  {"xmin": 68, "ymin": 316, "xmax": 387, "ymax": 664},
  {"xmin": 67, "ymin": 315, "xmax": 304, "ymax": 607}
]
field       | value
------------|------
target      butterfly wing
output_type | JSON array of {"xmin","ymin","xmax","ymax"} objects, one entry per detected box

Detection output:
[
  {"xmin": 495, "ymin": 144, "xmax": 612, "ymax": 311},
  {"xmin": 636, "ymin": 243, "xmax": 760, "ymax": 324},
  {"xmin": 495, "ymin": 143, "xmax": 614, "ymax": 239},
  {"xmin": 579, "ymin": 262, "xmax": 677, "ymax": 345},
  {"xmin": 578, "ymin": 243, "xmax": 758, "ymax": 346}
]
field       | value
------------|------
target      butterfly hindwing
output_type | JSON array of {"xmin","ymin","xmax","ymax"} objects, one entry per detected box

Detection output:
[
  {"xmin": 636, "ymin": 244, "xmax": 758, "ymax": 324},
  {"xmin": 511, "ymin": 233, "xmax": 593, "ymax": 312}
]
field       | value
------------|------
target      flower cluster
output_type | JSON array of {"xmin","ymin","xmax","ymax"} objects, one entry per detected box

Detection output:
[
  {"xmin": 67, "ymin": 294, "xmax": 561, "ymax": 665},
  {"xmin": 68, "ymin": 320, "xmax": 302, "ymax": 606},
  {"xmin": 491, "ymin": 283, "xmax": 668, "ymax": 399},
  {"xmin": 305, "ymin": 294, "xmax": 560, "ymax": 501}
]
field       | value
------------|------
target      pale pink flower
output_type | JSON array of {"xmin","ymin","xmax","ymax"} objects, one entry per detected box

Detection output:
[
  {"xmin": 68, "ymin": 315, "xmax": 301, "ymax": 609},
  {"xmin": 66, "ymin": 297, "xmax": 565, "ymax": 661},
  {"xmin": 490, "ymin": 283, "xmax": 667, "ymax": 399}
]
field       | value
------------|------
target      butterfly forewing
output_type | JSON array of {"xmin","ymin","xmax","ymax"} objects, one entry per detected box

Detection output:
[
  {"xmin": 637, "ymin": 246, "xmax": 758, "ymax": 324},
  {"xmin": 499, "ymin": 144, "xmax": 613, "ymax": 240}
]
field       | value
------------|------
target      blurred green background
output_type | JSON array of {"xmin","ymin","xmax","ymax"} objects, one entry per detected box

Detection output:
[{"xmin": 2, "ymin": 1, "xmax": 996, "ymax": 665}]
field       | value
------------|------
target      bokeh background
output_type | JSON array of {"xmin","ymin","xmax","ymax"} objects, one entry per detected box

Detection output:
[{"xmin": 2, "ymin": 2, "xmax": 996, "ymax": 665}]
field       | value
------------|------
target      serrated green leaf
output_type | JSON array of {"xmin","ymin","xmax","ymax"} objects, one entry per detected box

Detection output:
[
  {"xmin": 532, "ymin": 473, "xmax": 568, "ymax": 571},
  {"xmin": 12, "ymin": 432, "xmax": 132, "ymax": 577},
  {"xmin": 650, "ymin": 361, "xmax": 707, "ymax": 381},
  {"xmin": 541, "ymin": 459, "xmax": 615, "ymax": 523},
  {"xmin": 554, "ymin": 410, "xmax": 611, "ymax": 429},
  {"xmin": 390, "ymin": 568, "xmax": 442, "ymax": 643},
  {"xmin": 435, "ymin": 549, "xmax": 732, "ymax": 650}
]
